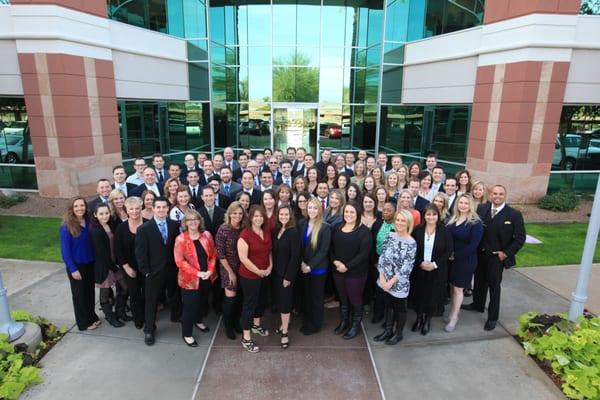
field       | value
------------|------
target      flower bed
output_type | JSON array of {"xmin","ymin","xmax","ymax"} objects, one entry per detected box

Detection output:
[{"xmin": 517, "ymin": 312, "xmax": 600, "ymax": 400}]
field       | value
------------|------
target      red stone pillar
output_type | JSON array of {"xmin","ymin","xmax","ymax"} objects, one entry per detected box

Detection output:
[
  {"xmin": 466, "ymin": 0, "xmax": 581, "ymax": 203},
  {"xmin": 14, "ymin": 1, "xmax": 121, "ymax": 198}
]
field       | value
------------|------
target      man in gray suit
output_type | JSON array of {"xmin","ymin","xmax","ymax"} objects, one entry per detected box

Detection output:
[{"xmin": 219, "ymin": 166, "xmax": 242, "ymax": 200}]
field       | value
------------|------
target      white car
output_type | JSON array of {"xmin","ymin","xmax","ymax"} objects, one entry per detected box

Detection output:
[
  {"xmin": 553, "ymin": 134, "xmax": 600, "ymax": 170},
  {"xmin": 0, "ymin": 134, "xmax": 33, "ymax": 163}
]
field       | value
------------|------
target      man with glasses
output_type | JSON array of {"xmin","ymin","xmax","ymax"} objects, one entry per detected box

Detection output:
[
  {"xmin": 246, "ymin": 160, "xmax": 261, "ymax": 187},
  {"xmin": 126, "ymin": 157, "xmax": 146, "ymax": 186},
  {"xmin": 207, "ymin": 176, "xmax": 231, "ymax": 209},
  {"xmin": 181, "ymin": 153, "xmax": 201, "ymax": 185},
  {"xmin": 267, "ymin": 156, "xmax": 281, "ymax": 181}
]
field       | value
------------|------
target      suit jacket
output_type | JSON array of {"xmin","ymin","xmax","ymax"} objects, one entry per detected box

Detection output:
[
  {"xmin": 477, "ymin": 203, "xmax": 526, "ymax": 268},
  {"xmin": 275, "ymin": 175, "xmax": 294, "ymax": 187},
  {"xmin": 199, "ymin": 173, "xmax": 217, "ymax": 187},
  {"xmin": 220, "ymin": 181, "xmax": 242, "ymax": 199},
  {"xmin": 414, "ymin": 195, "xmax": 430, "ymax": 214},
  {"xmin": 90, "ymin": 226, "xmax": 119, "ymax": 284},
  {"xmin": 316, "ymin": 160, "xmax": 331, "ymax": 177},
  {"xmin": 135, "ymin": 218, "xmax": 179, "ymax": 276},
  {"xmin": 130, "ymin": 183, "xmax": 164, "ymax": 198},
  {"xmin": 180, "ymin": 166, "xmax": 203, "ymax": 185},
  {"xmin": 447, "ymin": 194, "xmax": 457, "ymax": 216},
  {"xmin": 111, "ymin": 182, "xmax": 137, "ymax": 198},
  {"xmin": 198, "ymin": 205, "xmax": 225, "ymax": 237},
  {"xmin": 272, "ymin": 226, "xmax": 301, "ymax": 282},
  {"xmin": 241, "ymin": 188, "xmax": 263, "ymax": 205},
  {"xmin": 154, "ymin": 169, "xmax": 167, "ymax": 186},
  {"xmin": 233, "ymin": 167, "xmax": 244, "ymax": 183},
  {"xmin": 298, "ymin": 221, "xmax": 332, "ymax": 269},
  {"xmin": 188, "ymin": 186, "xmax": 203, "ymax": 209},
  {"xmin": 224, "ymin": 160, "xmax": 240, "ymax": 171},
  {"xmin": 215, "ymin": 193, "xmax": 231, "ymax": 210},
  {"xmin": 88, "ymin": 196, "xmax": 107, "ymax": 213},
  {"xmin": 292, "ymin": 161, "xmax": 305, "ymax": 178},
  {"xmin": 338, "ymin": 167, "xmax": 354, "ymax": 178},
  {"xmin": 412, "ymin": 224, "xmax": 453, "ymax": 273}
]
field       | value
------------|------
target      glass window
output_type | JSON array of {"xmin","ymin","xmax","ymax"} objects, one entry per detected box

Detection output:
[
  {"xmin": 428, "ymin": 105, "xmax": 470, "ymax": 163},
  {"xmin": 366, "ymin": 8, "xmax": 383, "ymax": 47},
  {"xmin": 273, "ymin": 3, "xmax": 297, "ymax": 45},
  {"xmin": 424, "ymin": 0, "xmax": 483, "ymax": 38},
  {"xmin": 209, "ymin": 6, "xmax": 226, "ymax": 44},
  {"xmin": 188, "ymin": 40, "xmax": 208, "ymax": 61},
  {"xmin": 273, "ymin": 66, "xmax": 319, "ymax": 103},
  {"xmin": 351, "ymin": 68, "xmax": 366, "ymax": 104},
  {"xmin": 189, "ymin": 62, "xmax": 210, "ymax": 101},
  {"xmin": 183, "ymin": 0, "xmax": 207, "ymax": 38},
  {"xmin": 297, "ymin": 3, "xmax": 321, "ymax": 46},
  {"xmin": 248, "ymin": 46, "xmax": 272, "ymax": 65},
  {"xmin": 379, "ymin": 105, "xmax": 424, "ymax": 156},
  {"xmin": 211, "ymin": 65, "xmax": 226, "ymax": 102},
  {"xmin": 365, "ymin": 67, "xmax": 379, "ymax": 104},
  {"xmin": 383, "ymin": 42, "xmax": 404, "ymax": 64},
  {"xmin": 381, "ymin": 64, "xmax": 402, "ymax": 104},
  {"xmin": 0, "ymin": 98, "xmax": 31, "ymax": 166},
  {"xmin": 385, "ymin": 0, "xmax": 408, "ymax": 42},
  {"xmin": 581, "ymin": 0, "xmax": 600, "ymax": 15},
  {"xmin": 273, "ymin": 47, "xmax": 319, "ymax": 67},
  {"xmin": 319, "ymin": 67, "xmax": 344, "ymax": 104},
  {"xmin": 237, "ymin": 5, "xmax": 248, "ymax": 47},
  {"xmin": 211, "ymin": 44, "xmax": 226, "ymax": 65},
  {"xmin": 366, "ymin": 45, "xmax": 381, "ymax": 67},
  {"xmin": 108, "ymin": 0, "xmax": 167, "ymax": 33},
  {"xmin": 556, "ymin": 105, "xmax": 600, "ymax": 171},
  {"xmin": 319, "ymin": 104, "xmax": 349, "ymax": 150},
  {"xmin": 322, "ymin": 5, "xmax": 348, "ymax": 47},
  {"xmin": 249, "ymin": 65, "xmax": 272, "ymax": 102},
  {"xmin": 321, "ymin": 47, "xmax": 346, "ymax": 67},
  {"xmin": 241, "ymin": 103, "xmax": 271, "ymax": 150},
  {"xmin": 247, "ymin": 5, "xmax": 271, "ymax": 45}
]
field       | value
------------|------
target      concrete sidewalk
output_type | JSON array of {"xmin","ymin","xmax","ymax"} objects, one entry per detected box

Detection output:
[{"xmin": 1, "ymin": 258, "xmax": 583, "ymax": 400}]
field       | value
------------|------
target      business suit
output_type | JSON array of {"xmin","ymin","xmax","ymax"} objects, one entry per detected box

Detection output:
[
  {"xmin": 215, "ymin": 193, "xmax": 231, "ymax": 210},
  {"xmin": 275, "ymin": 175, "xmax": 294, "ymax": 188},
  {"xmin": 298, "ymin": 221, "xmax": 332, "ymax": 334},
  {"xmin": 199, "ymin": 173, "xmax": 217, "ymax": 187},
  {"xmin": 272, "ymin": 226, "xmax": 301, "ymax": 314},
  {"xmin": 292, "ymin": 161, "xmax": 305, "ymax": 178},
  {"xmin": 88, "ymin": 196, "xmax": 108, "ymax": 214},
  {"xmin": 338, "ymin": 167, "xmax": 354, "ymax": 177},
  {"xmin": 446, "ymin": 194, "xmax": 457, "ymax": 216},
  {"xmin": 224, "ymin": 159, "xmax": 240, "ymax": 172},
  {"xmin": 154, "ymin": 169, "xmax": 167, "ymax": 186},
  {"xmin": 414, "ymin": 195, "xmax": 430, "ymax": 214},
  {"xmin": 411, "ymin": 224, "xmax": 453, "ymax": 320},
  {"xmin": 242, "ymin": 188, "xmax": 263, "ymax": 205},
  {"xmin": 316, "ymin": 160, "xmax": 331, "ymax": 177},
  {"xmin": 180, "ymin": 166, "xmax": 203, "ymax": 185},
  {"xmin": 219, "ymin": 181, "xmax": 242, "ymax": 200},
  {"xmin": 198, "ymin": 205, "xmax": 225, "ymax": 238},
  {"xmin": 187, "ymin": 185, "xmax": 203, "ymax": 209},
  {"xmin": 472, "ymin": 203, "xmax": 526, "ymax": 323},
  {"xmin": 135, "ymin": 218, "xmax": 181, "ymax": 334},
  {"xmin": 130, "ymin": 183, "xmax": 164, "ymax": 198},
  {"xmin": 111, "ymin": 182, "xmax": 137, "ymax": 198}
]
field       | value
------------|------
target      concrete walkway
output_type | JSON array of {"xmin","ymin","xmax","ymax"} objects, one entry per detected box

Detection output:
[{"xmin": 2, "ymin": 258, "xmax": 586, "ymax": 400}]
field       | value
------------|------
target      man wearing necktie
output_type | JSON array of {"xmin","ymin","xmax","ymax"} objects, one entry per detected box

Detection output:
[
  {"xmin": 462, "ymin": 185, "xmax": 526, "ymax": 331},
  {"xmin": 135, "ymin": 197, "xmax": 181, "ymax": 345},
  {"xmin": 275, "ymin": 160, "xmax": 294, "ymax": 187},
  {"xmin": 152, "ymin": 153, "xmax": 166, "ymax": 185},
  {"xmin": 219, "ymin": 167, "xmax": 242, "ymax": 199},
  {"xmin": 88, "ymin": 179, "xmax": 112, "ymax": 212},
  {"xmin": 111, "ymin": 165, "xmax": 136, "ymax": 198}
]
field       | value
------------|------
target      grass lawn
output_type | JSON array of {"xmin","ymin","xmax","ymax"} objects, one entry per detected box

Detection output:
[
  {"xmin": 518, "ymin": 223, "xmax": 600, "ymax": 267},
  {"xmin": 0, "ymin": 215, "xmax": 62, "ymax": 262}
]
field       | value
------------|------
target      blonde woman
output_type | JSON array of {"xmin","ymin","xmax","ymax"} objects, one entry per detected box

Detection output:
[
  {"xmin": 432, "ymin": 192, "xmax": 450, "ymax": 223},
  {"xmin": 397, "ymin": 189, "xmax": 421, "ymax": 226},
  {"xmin": 351, "ymin": 160, "xmax": 366, "ymax": 189},
  {"xmin": 298, "ymin": 198, "xmax": 332, "ymax": 335},
  {"xmin": 107, "ymin": 189, "xmax": 128, "ymax": 229},
  {"xmin": 385, "ymin": 172, "xmax": 400, "ymax": 202},
  {"xmin": 163, "ymin": 177, "xmax": 181, "ymax": 207},
  {"xmin": 444, "ymin": 194, "xmax": 483, "ymax": 332},
  {"xmin": 396, "ymin": 165, "xmax": 409, "ymax": 189},
  {"xmin": 471, "ymin": 181, "xmax": 489, "ymax": 206}
]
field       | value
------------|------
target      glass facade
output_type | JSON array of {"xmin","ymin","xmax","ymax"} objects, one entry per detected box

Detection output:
[
  {"xmin": 0, "ymin": 98, "xmax": 36, "ymax": 190},
  {"xmin": 106, "ymin": 0, "xmax": 485, "ymax": 168}
]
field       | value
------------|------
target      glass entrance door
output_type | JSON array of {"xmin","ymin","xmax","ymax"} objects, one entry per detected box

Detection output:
[{"xmin": 273, "ymin": 105, "xmax": 317, "ymax": 154}]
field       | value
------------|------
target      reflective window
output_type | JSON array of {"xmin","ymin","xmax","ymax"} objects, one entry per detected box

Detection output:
[
  {"xmin": 581, "ymin": 0, "xmax": 600, "ymax": 15},
  {"xmin": 424, "ymin": 0, "xmax": 484, "ymax": 38},
  {"xmin": 0, "ymin": 97, "xmax": 34, "ymax": 189},
  {"xmin": 381, "ymin": 65, "xmax": 402, "ymax": 104},
  {"xmin": 273, "ymin": 67, "xmax": 319, "ymax": 103},
  {"xmin": 555, "ymin": 105, "xmax": 600, "ymax": 171},
  {"xmin": 108, "ymin": 0, "xmax": 168, "ymax": 33}
]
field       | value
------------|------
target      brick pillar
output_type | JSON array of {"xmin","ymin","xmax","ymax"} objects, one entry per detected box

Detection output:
[
  {"xmin": 14, "ymin": 1, "xmax": 121, "ymax": 198},
  {"xmin": 465, "ymin": 0, "xmax": 580, "ymax": 203}
]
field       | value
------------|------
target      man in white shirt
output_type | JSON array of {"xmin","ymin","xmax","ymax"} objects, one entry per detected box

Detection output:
[
  {"xmin": 186, "ymin": 170, "xmax": 202, "ymax": 209},
  {"xmin": 276, "ymin": 160, "xmax": 294, "ymax": 187},
  {"xmin": 425, "ymin": 154, "xmax": 437, "ymax": 175},
  {"xmin": 89, "ymin": 178, "xmax": 112, "ymax": 211},
  {"xmin": 431, "ymin": 166, "xmax": 445, "ymax": 194},
  {"xmin": 377, "ymin": 151, "xmax": 388, "ymax": 170},
  {"xmin": 292, "ymin": 147, "xmax": 306, "ymax": 177},
  {"xmin": 126, "ymin": 157, "xmax": 146, "ymax": 186},
  {"xmin": 444, "ymin": 177, "xmax": 458, "ymax": 215},
  {"xmin": 201, "ymin": 160, "xmax": 217, "ymax": 186},
  {"xmin": 345, "ymin": 152, "xmax": 355, "ymax": 171},
  {"xmin": 247, "ymin": 160, "xmax": 261, "ymax": 186},
  {"xmin": 213, "ymin": 154, "xmax": 224, "ymax": 175},
  {"xmin": 260, "ymin": 170, "xmax": 277, "ymax": 191},
  {"xmin": 386, "ymin": 155, "xmax": 403, "ymax": 176},
  {"xmin": 131, "ymin": 167, "xmax": 163, "ymax": 197},
  {"xmin": 315, "ymin": 182, "xmax": 329, "ymax": 209},
  {"xmin": 223, "ymin": 146, "xmax": 240, "ymax": 171},
  {"xmin": 112, "ymin": 166, "xmax": 136, "ymax": 197}
]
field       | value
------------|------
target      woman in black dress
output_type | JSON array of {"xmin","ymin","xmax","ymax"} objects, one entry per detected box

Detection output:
[
  {"xmin": 272, "ymin": 205, "xmax": 301, "ymax": 348},
  {"xmin": 330, "ymin": 202, "xmax": 373, "ymax": 339},
  {"xmin": 115, "ymin": 196, "xmax": 145, "ymax": 329},
  {"xmin": 411, "ymin": 204, "xmax": 453, "ymax": 335}
]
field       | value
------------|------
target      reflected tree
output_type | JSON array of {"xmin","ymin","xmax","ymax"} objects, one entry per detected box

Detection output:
[
  {"xmin": 273, "ymin": 53, "xmax": 319, "ymax": 102},
  {"xmin": 580, "ymin": 0, "xmax": 600, "ymax": 14}
]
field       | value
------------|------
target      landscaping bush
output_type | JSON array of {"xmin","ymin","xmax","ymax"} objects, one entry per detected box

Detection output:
[
  {"xmin": 0, "ymin": 310, "xmax": 67, "ymax": 399},
  {"xmin": 537, "ymin": 191, "xmax": 580, "ymax": 212},
  {"xmin": 517, "ymin": 312, "xmax": 600, "ymax": 400},
  {"xmin": 0, "ymin": 193, "xmax": 27, "ymax": 209}
]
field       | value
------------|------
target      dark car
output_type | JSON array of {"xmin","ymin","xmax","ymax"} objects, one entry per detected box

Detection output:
[
  {"xmin": 321, "ymin": 123, "xmax": 342, "ymax": 138},
  {"xmin": 240, "ymin": 119, "xmax": 269, "ymax": 135}
]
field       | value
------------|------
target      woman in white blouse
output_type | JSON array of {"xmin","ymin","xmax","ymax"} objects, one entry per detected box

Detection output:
[{"xmin": 170, "ymin": 186, "xmax": 195, "ymax": 222}]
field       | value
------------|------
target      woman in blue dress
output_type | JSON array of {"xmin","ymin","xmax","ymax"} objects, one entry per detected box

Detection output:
[{"xmin": 445, "ymin": 194, "xmax": 483, "ymax": 332}]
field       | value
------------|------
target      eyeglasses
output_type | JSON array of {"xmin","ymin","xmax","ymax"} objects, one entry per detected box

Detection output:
[
  {"xmin": 269, "ymin": 161, "xmax": 278, "ymax": 164},
  {"xmin": 297, "ymin": 199, "xmax": 307, "ymax": 203}
]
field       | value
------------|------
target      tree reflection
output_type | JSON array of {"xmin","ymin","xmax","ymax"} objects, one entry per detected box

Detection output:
[{"xmin": 273, "ymin": 53, "xmax": 319, "ymax": 102}]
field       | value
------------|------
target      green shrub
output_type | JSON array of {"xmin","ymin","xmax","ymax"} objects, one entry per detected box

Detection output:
[
  {"xmin": 0, "ymin": 193, "xmax": 27, "ymax": 209},
  {"xmin": 517, "ymin": 312, "xmax": 600, "ymax": 399},
  {"xmin": 537, "ymin": 191, "xmax": 580, "ymax": 212}
]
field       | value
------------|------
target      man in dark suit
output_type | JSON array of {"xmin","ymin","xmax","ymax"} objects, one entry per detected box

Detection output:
[
  {"xmin": 444, "ymin": 177, "xmax": 458, "ymax": 215},
  {"xmin": 241, "ymin": 170, "xmax": 262, "ymax": 205},
  {"xmin": 408, "ymin": 178, "xmax": 429, "ymax": 214},
  {"xmin": 135, "ymin": 197, "xmax": 181, "ymax": 345},
  {"xmin": 223, "ymin": 146, "xmax": 240, "ymax": 172},
  {"xmin": 130, "ymin": 167, "xmax": 164, "ymax": 198},
  {"xmin": 186, "ymin": 170, "xmax": 203, "ymax": 209},
  {"xmin": 200, "ymin": 160, "xmax": 217, "ymax": 187},
  {"xmin": 316, "ymin": 149, "xmax": 332, "ymax": 177},
  {"xmin": 334, "ymin": 154, "xmax": 354, "ymax": 177},
  {"xmin": 112, "ymin": 166, "xmax": 137, "ymax": 197},
  {"xmin": 275, "ymin": 160, "xmax": 294, "ymax": 187},
  {"xmin": 152, "ymin": 153, "xmax": 167, "ymax": 186},
  {"xmin": 315, "ymin": 182, "xmax": 330, "ymax": 209},
  {"xmin": 431, "ymin": 166, "xmax": 446, "ymax": 195},
  {"xmin": 206, "ymin": 176, "xmax": 231, "ymax": 209},
  {"xmin": 233, "ymin": 153, "xmax": 248, "ymax": 182},
  {"xmin": 219, "ymin": 167, "xmax": 242, "ymax": 200},
  {"xmin": 180, "ymin": 153, "xmax": 202, "ymax": 185},
  {"xmin": 463, "ymin": 185, "xmax": 526, "ymax": 331},
  {"xmin": 88, "ymin": 178, "xmax": 112, "ymax": 212},
  {"xmin": 267, "ymin": 156, "xmax": 282, "ymax": 182},
  {"xmin": 259, "ymin": 170, "xmax": 278, "ymax": 192},
  {"xmin": 292, "ymin": 147, "xmax": 306, "ymax": 177}
]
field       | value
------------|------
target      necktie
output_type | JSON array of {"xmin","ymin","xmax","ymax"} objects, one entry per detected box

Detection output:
[
  {"xmin": 208, "ymin": 207, "xmax": 214, "ymax": 220},
  {"xmin": 225, "ymin": 185, "xmax": 230, "ymax": 195},
  {"xmin": 158, "ymin": 171, "xmax": 164, "ymax": 181},
  {"xmin": 321, "ymin": 199, "xmax": 326, "ymax": 209},
  {"xmin": 192, "ymin": 187, "xmax": 197, "ymax": 200},
  {"xmin": 491, "ymin": 208, "xmax": 497, "ymax": 218},
  {"xmin": 158, "ymin": 221, "xmax": 168, "ymax": 244}
]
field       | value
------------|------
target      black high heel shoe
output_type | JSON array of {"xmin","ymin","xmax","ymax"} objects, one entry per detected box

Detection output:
[{"xmin": 280, "ymin": 332, "xmax": 289, "ymax": 349}]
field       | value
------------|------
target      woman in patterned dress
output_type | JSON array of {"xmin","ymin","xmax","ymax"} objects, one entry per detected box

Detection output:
[{"xmin": 373, "ymin": 209, "xmax": 417, "ymax": 345}]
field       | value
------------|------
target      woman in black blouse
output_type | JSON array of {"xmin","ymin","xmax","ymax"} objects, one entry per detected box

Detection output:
[
  {"xmin": 411, "ymin": 204, "xmax": 453, "ymax": 335},
  {"xmin": 272, "ymin": 205, "xmax": 300, "ymax": 349},
  {"xmin": 330, "ymin": 202, "xmax": 373, "ymax": 339},
  {"xmin": 115, "ymin": 196, "xmax": 146, "ymax": 329}
]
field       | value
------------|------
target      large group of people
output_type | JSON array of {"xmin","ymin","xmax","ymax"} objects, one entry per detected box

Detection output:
[{"xmin": 60, "ymin": 147, "xmax": 526, "ymax": 353}]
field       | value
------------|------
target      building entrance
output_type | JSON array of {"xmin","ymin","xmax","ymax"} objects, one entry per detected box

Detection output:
[{"xmin": 273, "ymin": 105, "xmax": 318, "ymax": 155}]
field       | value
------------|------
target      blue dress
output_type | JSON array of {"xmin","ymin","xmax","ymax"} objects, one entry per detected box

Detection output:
[{"xmin": 447, "ymin": 220, "xmax": 484, "ymax": 288}]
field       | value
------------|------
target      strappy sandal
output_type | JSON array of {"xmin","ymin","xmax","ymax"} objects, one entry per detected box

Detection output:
[
  {"xmin": 251, "ymin": 324, "xmax": 269, "ymax": 336},
  {"xmin": 280, "ymin": 332, "xmax": 289, "ymax": 349},
  {"xmin": 241, "ymin": 338, "xmax": 259, "ymax": 353}
]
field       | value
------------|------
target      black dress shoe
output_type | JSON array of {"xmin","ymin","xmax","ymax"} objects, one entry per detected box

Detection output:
[
  {"xmin": 134, "ymin": 322, "xmax": 144, "ymax": 330},
  {"xmin": 461, "ymin": 303, "xmax": 484, "ymax": 313},
  {"xmin": 118, "ymin": 312, "xmax": 133, "ymax": 322},
  {"xmin": 144, "ymin": 332, "xmax": 155, "ymax": 346},
  {"xmin": 195, "ymin": 323, "xmax": 210, "ymax": 333},
  {"xmin": 106, "ymin": 317, "xmax": 125, "ymax": 328},
  {"xmin": 484, "ymin": 320, "xmax": 497, "ymax": 331},
  {"xmin": 183, "ymin": 337, "xmax": 198, "ymax": 347}
]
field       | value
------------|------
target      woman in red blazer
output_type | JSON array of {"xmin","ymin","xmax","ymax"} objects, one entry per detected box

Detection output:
[{"xmin": 174, "ymin": 210, "xmax": 217, "ymax": 347}]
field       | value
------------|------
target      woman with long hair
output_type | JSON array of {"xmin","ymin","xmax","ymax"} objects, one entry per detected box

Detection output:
[
  {"xmin": 292, "ymin": 175, "xmax": 308, "ymax": 202},
  {"xmin": 299, "ymin": 198, "xmax": 332, "ymax": 335},
  {"xmin": 432, "ymin": 192, "xmax": 450, "ymax": 223},
  {"xmin": 456, "ymin": 169, "xmax": 472, "ymax": 195},
  {"xmin": 272, "ymin": 205, "xmax": 301, "ymax": 349},
  {"xmin": 174, "ymin": 210, "xmax": 217, "ymax": 346},
  {"xmin": 396, "ymin": 165, "xmax": 409, "ymax": 189},
  {"xmin": 90, "ymin": 203, "xmax": 126, "ymax": 328},
  {"xmin": 216, "ymin": 202, "xmax": 245, "ymax": 340},
  {"xmin": 408, "ymin": 161, "xmax": 421, "ymax": 180},
  {"xmin": 351, "ymin": 160, "xmax": 366, "ymax": 189},
  {"xmin": 397, "ymin": 189, "xmax": 421, "ymax": 226},
  {"xmin": 170, "ymin": 186, "xmax": 195, "ymax": 222},
  {"xmin": 140, "ymin": 190, "xmax": 156, "ymax": 220},
  {"xmin": 277, "ymin": 184, "xmax": 294, "ymax": 208},
  {"xmin": 336, "ymin": 174, "xmax": 349, "ymax": 191},
  {"xmin": 306, "ymin": 166, "xmax": 320, "ymax": 195},
  {"xmin": 324, "ymin": 189, "xmax": 346, "ymax": 230},
  {"xmin": 370, "ymin": 166, "xmax": 385, "ymax": 187},
  {"xmin": 164, "ymin": 177, "xmax": 181, "ymax": 207},
  {"xmin": 261, "ymin": 189, "xmax": 278, "ymax": 233},
  {"xmin": 363, "ymin": 175, "xmax": 376, "ymax": 195},
  {"xmin": 373, "ymin": 210, "xmax": 416, "ymax": 345},
  {"xmin": 107, "ymin": 189, "xmax": 128, "ymax": 229},
  {"xmin": 346, "ymin": 182, "xmax": 362, "ymax": 204},
  {"xmin": 237, "ymin": 205, "xmax": 273, "ymax": 352},
  {"xmin": 375, "ymin": 186, "xmax": 388, "ymax": 214},
  {"xmin": 471, "ymin": 180, "xmax": 489, "ymax": 206},
  {"xmin": 445, "ymin": 194, "xmax": 483, "ymax": 332},
  {"xmin": 115, "ymin": 196, "xmax": 145, "ymax": 329},
  {"xmin": 330, "ymin": 202, "xmax": 373, "ymax": 339},
  {"xmin": 60, "ymin": 196, "xmax": 100, "ymax": 331},
  {"xmin": 325, "ymin": 164, "xmax": 338, "ymax": 189},
  {"xmin": 385, "ymin": 172, "xmax": 400, "ymax": 203},
  {"xmin": 418, "ymin": 171, "xmax": 434, "ymax": 202},
  {"xmin": 235, "ymin": 191, "xmax": 251, "ymax": 214},
  {"xmin": 294, "ymin": 191, "xmax": 310, "ymax": 223},
  {"xmin": 411, "ymin": 204, "xmax": 453, "ymax": 335}
]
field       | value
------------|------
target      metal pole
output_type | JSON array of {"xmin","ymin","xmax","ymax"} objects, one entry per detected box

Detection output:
[
  {"xmin": 0, "ymin": 271, "xmax": 25, "ymax": 341},
  {"xmin": 568, "ymin": 176, "xmax": 600, "ymax": 321}
]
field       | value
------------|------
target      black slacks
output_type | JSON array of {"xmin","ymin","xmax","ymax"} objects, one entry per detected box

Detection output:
[
  {"xmin": 384, "ymin": 293, "xmax": 407, "ymax": 333},
  {"xmin": 123, "ymin": 272, "xmax": 144, "ymax": 326},
  {"xmin": 67, "ymin": 264, "xmax": 99, "ymax": 331},
  {"xmin": 301, "ymin": 273, "xmax": 326, "ymax": 332},
  {"xmin": 144, "ymin": 266, "xmax": 181, "ymax": 333},
  {"xmin": 181, "ymin": 280, "xmax": 211, "ymax": 337},
  {"xmin": 473, "ymin": 254, "xmax": 504, "ymax": 322},
  {"xmin": 239, "ymin": 276, "xmax": 267, "ymax": 330}
]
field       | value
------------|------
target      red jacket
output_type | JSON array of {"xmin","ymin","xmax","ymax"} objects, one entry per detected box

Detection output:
[{"xmin": 174, "ymin": 231, "xmax": 217, "ymax": 290}]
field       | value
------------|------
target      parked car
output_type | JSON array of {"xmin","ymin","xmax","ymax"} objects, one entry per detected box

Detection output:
[
  {"xmin": 321, "ymin": 123, "xmax": 342, "ymax": 138},
  {"xmin": 1, "ymin": 121, "xmax": 27, "ymax": 136},
  {"xmin": 240, "ymin": 119, "xmax": 269, "ymax": 135},
  {"xmin": 553, "ymin": 133, "xmax": 600, "ymax": 170},
  {"xmin": 0, "ymin": 133, "xmax": 33, "ymax": 163}
]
